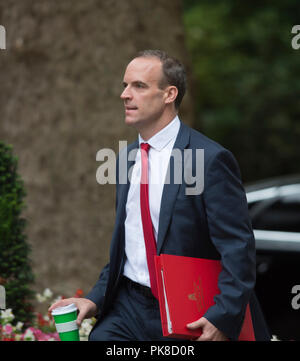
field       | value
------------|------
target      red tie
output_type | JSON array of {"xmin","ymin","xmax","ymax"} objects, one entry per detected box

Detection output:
[{"xmin": 140, "ymin": 143, "xmax": 158, "ymax": 299}]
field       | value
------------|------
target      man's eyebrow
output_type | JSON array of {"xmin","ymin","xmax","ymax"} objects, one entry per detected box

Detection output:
[
  {"xmin": 134, "ymin": 81, "xmax": 148, "ymax": 87},
  {"xmin": 122, "ymin": 80, "xmax": 149, "ymax": 87}
]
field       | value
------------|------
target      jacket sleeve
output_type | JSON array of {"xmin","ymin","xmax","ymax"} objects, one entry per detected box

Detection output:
[
  {"xmin": 85, "ymin": 263, "xmax": 110, "ymax": 314},
  {"xmin": 202, "ymin": 149, "xmax": 256, "ymax": 340}
]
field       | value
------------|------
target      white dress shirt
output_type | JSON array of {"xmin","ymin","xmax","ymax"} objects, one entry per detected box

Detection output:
[{"xmin": 123, "ymin": 116, "xmax": 180, "ymax": 287}]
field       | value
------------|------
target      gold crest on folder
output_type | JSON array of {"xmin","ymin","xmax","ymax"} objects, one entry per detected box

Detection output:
[{"xmin": 188, "ymin": 277, "xmax": 205, "ymax": 312}]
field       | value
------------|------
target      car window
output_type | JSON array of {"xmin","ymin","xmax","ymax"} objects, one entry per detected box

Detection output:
[{"xmin": 251, "ymin": 196, "xmax": 300, "ymax": 232}]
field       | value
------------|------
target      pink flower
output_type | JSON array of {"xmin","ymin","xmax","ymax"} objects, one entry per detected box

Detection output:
[
  {"xmin": 33, "ymin": 328, "xmax": 43, "ymax": 340},
  {"xmin": 32, "ymin": 327, "xmax": 60, "ymax": 341},
  {"xmin": 3, "ymin": 324, "xmax": 13, "ymax": 335}
]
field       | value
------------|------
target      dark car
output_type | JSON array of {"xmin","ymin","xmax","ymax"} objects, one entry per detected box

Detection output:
[{"xmin": 246, "ymin": 174, "xmax": 300, "ymax": 340}]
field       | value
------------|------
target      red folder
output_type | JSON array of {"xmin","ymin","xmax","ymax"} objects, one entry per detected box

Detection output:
[{"xmin": 154, "ymin": 254, "xmax": 255, "ymax": 340}]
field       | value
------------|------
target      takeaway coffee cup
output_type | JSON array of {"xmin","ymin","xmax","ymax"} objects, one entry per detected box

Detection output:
[{"xmin": 51, "ymin": 303, "xmax": 80, "ymax": 341}]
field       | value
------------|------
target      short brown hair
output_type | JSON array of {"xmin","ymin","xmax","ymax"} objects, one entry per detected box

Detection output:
[{"xmin": 135, "ymin": 49, "xmax": 186, "ymax": 110}]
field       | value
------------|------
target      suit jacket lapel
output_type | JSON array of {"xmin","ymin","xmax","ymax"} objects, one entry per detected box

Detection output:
[
  {"xmin": 116, "ymin": 139, "xmax": 139, "ymax": 223},
  {"xmin": 157, "ymin": 122, "xmax": 190, "ymax": 254},
  {"xmin": 115, "ymin": 124, "xmax": 190, "ymax": 255},
  {"xmin": 108, "ymin": 139, "xmax": 139, "ymax": 291}
]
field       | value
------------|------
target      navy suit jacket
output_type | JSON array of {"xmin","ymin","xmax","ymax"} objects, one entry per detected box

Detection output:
[{"xmin": 86, "ymin": 121, "xmax": 270, "ymax": 340}]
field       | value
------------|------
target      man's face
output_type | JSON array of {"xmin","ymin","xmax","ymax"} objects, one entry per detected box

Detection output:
[{"xmin": 120, "ymin": 57, "xmax": 168, "ymax": 129}]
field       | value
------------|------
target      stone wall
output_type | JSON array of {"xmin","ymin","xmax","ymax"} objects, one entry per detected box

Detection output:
[{"xmin": 0, "ymin": 0, "xmax": 194, "ymax": 298}]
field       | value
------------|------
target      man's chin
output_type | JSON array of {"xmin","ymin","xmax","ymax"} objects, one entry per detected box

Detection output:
[{"xmin": 125, "ymin": 117, "xmax": 139, "ymax": 127}]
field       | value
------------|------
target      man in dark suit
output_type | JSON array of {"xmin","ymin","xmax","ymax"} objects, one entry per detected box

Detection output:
[{"xmin": 49, "ymin": 50, "xmax": 270, "ymax": 341}]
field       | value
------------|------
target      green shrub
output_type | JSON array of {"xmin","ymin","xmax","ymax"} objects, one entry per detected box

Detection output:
[
  {"xmin": 183, "ymin": 0, "xmax": 300, "ymax": 182},
  {"xmin": 0, "ymin": 142, "xmax": 35, "ymax": 325}
]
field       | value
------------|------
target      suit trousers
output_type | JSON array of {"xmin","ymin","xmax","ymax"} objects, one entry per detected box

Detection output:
[{"xmin": 88, "ymin": 277, "xmax": 184, "ymax": 341}]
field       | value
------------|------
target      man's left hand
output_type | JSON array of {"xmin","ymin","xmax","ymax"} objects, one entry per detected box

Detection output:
[{"xmin": 186, "ymin": 317, "xmax": 229, "ymax": 341}]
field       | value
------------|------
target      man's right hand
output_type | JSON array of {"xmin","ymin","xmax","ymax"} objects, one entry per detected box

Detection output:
[{"xmin": 48, "ymin": 298, "xmax": 98, "ymax": 327}]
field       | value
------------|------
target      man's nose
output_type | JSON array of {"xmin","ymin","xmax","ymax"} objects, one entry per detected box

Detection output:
[{"xmin": 120, "ymin": 86, "xmax": 132, "ymax": 100}]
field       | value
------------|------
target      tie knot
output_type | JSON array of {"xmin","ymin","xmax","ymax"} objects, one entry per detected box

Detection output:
[{"xmin": 140, "ymin": 142, "xmax": 150, "ymax": 153}]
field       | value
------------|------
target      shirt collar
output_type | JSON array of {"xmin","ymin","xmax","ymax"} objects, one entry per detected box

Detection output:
[{"xmin": 138, "ymin": 115, "xmax": 180, "ymax": 151}]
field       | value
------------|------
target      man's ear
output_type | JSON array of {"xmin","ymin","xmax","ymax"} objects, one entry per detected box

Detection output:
[{"xmin": 164, "ymin": 86, "xmax": 178, "ymax": 105}]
